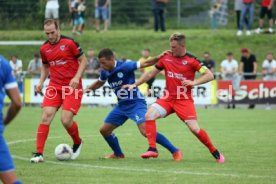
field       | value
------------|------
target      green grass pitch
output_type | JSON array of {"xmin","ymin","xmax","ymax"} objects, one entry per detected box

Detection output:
[{"xmin": 4, "ymin": 106, "xmax": 276, "ymax": 184}]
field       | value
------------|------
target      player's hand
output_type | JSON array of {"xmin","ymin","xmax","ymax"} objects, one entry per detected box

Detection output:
[
  {"xmin": 69, "ymin": 77, "xmax": 79, "ymax": 90},
  {"xmin": 157, "ymin": 50, "xmax": 172, "ymax": 60},
  {"xmin": 35, "ymin": 83, "xmax": 43, "ymax": 93},
  {"xmin": 84, "ymin": 86, "xmax": 92, "ymax": 93},
  {"xmin": 181, "ymin": 79, "xmax": 195, "ymax": 87},
  {"xmin": 121, "ymin": 84, "xmax": 136, "ymax": 91}
]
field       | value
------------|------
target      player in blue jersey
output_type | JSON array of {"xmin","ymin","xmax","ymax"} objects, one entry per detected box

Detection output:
[
  {"xmin": 0, "ymin": 55, "xmax": 22, "ymax": 184},
  {"xmin": 85, "ymin": 48, "xmax": 182, "ymax": 160}
]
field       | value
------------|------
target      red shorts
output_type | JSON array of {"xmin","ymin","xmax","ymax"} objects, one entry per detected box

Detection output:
[
  {"xmin": 154, "ymin": 98, "xmax": 197, "ymax": 122},
  {"xmin": 42, "ymin": 85, "xmax": 83, "ymax": 115}
]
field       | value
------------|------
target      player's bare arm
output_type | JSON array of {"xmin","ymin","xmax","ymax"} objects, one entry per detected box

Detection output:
[
  {"xmin": 69, "ymin": 54, "xmax": 88, "ymax": 90},
  {"xmin": 84, "ymin": 80, "xmax": 105, "ymax": 93},
  {"xmin": 36, "ymin": 64, "xmax": 49, "ymax": 93},
  {"xmin": 122, "ymin": 67, "xmax": 160, "ymax": 90},
  {"xmin": 4, "ymin": 87, "xmax": 21, "ymax": 126},
  {"xmin": 182, "ymin": 67, "xmax": 214, "ymax": 87},
  {"xmin": 140, "ymin": 50, "xmax": 171, "ymax": 68}
]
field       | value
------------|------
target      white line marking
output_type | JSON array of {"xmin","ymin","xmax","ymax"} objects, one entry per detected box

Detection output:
[
  {"xmin": 0, "ymin": 41, "xmax": 44, "ymax": 45},
  {"xmin": 7, "ymin": 135, "xmax": 276, "ymax": 180}
]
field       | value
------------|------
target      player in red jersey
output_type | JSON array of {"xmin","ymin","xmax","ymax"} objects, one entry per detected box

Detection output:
[
  {"xmin": 123, "ymin": 32, "xmax": 224, "ymax": 163},
  {"xmin": 30, "ymin": 19, "xmax": 87, "ymax": 163}
]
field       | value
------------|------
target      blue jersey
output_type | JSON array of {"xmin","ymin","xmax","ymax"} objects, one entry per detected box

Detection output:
[
  {"xmin": 0, "ymin": 55, "xmax": 17, "ymax": 128},
  {"xmin": 99, "ymin": 60, "xmax": 144, "ymax": 104}
]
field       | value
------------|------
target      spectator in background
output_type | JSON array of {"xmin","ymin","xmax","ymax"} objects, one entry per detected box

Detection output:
[
  {"xmin": 45, "ymin": 0, "xmax": 59, "ymax": 24},
  {"xmin": 235, "ymin": 0, "xmax": 248, "ymax": 29},
  {"xmin": 9, "ymin": 55, "xmax": 23, "ymax": 93},
  {"xmin": 152, "ymin": 0, "xmax": 168, "ymax": 32},
  {"xmin": 85, "ymin": 48, "xmax": 100, "ymax": 78},
  {"xmin": 202, "ymin": 52, "xmax": 215, "ymax": 73},
  {"xmin": 72, "ymin": 0, "xmax": 85, "ymax": 35},
  {"xmin": 255, "ymin": 0, "xmax": 274, "ymax": 34},
  {"xmin": 221, "ymin": 52, "xmax": 240, "ymax": 109},
  {"xmin": 262, "ymin": 52, "xmax": 276, "ymax": 110},
  {"xmin": 28, "ymin": 54, "xmax": 42, "ymax": 78},
  {"xmin": 95, "ymin": 0, "xmax": 110, "ymax": 32},
  {"xmin": 237, "ymin": 0, "xmax": 255, "ymax": 36},
  {"xmin": 262, "ymin": 52, "xmax": 276, "ymax": 80},
  {"xmin": 209, "ymin": 0, "xmax": 221, "ymax": 30},
  {"xmin": 68, "ymin": 0, "xmax": 77, "ymax": 26},
  {"xmin": 240, "ymin": 48, "xmax": 257, "ymax": 109},
  {"xmin": 138, "ymin": 48, "xmax": 155, "ymax": 96}
]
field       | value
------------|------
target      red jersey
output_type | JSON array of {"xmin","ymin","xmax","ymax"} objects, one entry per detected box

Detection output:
[
  {"xmin": 262, "ymin": 0, "xmax": 271, "ymax": 7},
  {"xmin": 40, "ymin": 35, "xmax": 83, "ymax": 88},
  {"xmin": 155, "ymin": 52, "xmax": 203, "ymax": 100}
]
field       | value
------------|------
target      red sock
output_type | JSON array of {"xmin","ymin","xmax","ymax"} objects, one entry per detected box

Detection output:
[
  {"xmin": 196, "ymin": 129, "xmax": 216, "ymax": 153},
  {"xmin": 66, "ymin": 121, "xmax": 81, "ymax": 145},
  {"xmin": 145, "ymin": 120, "xmax": 157, "ymax": 149},
  {"xmin": 36, "ymin": 123, "xmax": 50, "ymax": 154}
]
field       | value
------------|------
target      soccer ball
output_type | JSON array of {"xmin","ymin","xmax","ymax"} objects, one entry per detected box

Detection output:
[{"xmin": 54, "ymin": 144, "xmax": 73, "ymax": 161}]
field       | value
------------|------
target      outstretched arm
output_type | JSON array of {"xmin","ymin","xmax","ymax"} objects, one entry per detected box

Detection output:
[
  {"xmin": 122, "ymin": 68, "xmax": 160, "ymax": 90},
  {"xmin": 140, "ymin": 50, "xmax": 171, "ymax": 68},
  {"xmin": 84, "ymin": 79, "xmax": 105, "ymax": 93}
]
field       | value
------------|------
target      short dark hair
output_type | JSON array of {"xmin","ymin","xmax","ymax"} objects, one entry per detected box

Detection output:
[
  {"xmin": 44, "ymin": 19, "xmax": 59, "ymax": 29},
  {"xmin": 227, "ymin": 52, "xmax": 233, "ymax": 56},
  {"xmin": 98, "ymin": 48, "xmax": 114, "ymax": 59}
]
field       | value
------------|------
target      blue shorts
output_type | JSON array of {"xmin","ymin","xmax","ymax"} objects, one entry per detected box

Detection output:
[
  {"xmin": 95, "ymin": 7, "xmax": 108, "ymax": 20},
  {"xmin": 104, "ymin": 100, "xmax": 147, "ymax": 126},
  {"xmin": 0, "ymin": 128, "xmax": 15, "ymax": 172}
]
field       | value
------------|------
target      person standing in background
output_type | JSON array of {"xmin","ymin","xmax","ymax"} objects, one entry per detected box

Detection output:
[
  {"xmin": 235, "ymin": 0, "xmax": 248, "ymax": 29},
  {"xmin": 202, "ymin": 52, "xmax": 215, "ymax": 73},
  {"xmin": 28, "ymin": 54, "xmax": 42, "ymax": 78},
  {"xmin": 262, "ymin": 52, "xmax": 276, "ymax": 80},
  {"xmin": 240, "ymin": 48, "xmax": 257, "ymax": 109},
  {"xmin": 237, "ymin": 0, "xmax": 255, "ymax": 36},
  {"xmin": 221, "ymin": 52, "xmax": 240, "ymax": 109},
  {"xmin": 152, "ymin": 0, "xmax": 168, "ymax": 32},
  {"xmin": 255, "ymin": 0, "xmax": 274, "ymax": 34},
  {"xmin": 95, "ymin": 0, "xmax": 110, "ymax": 32},
  {"xmin": 45, "ymin": 0, "xmax": 60, "ymax": 24},
  {"xmin": 9, "ymin": 55, "xmax": 23, "ymax": 93}
]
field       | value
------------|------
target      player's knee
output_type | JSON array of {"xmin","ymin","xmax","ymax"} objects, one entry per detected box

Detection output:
[
  {"xmin": 99, "ymin": 127, "xmax": 110, "ymax": 137},
  {"xmin": 145, "ymin": 111, "xmax": 158, "ymax": 120},
  {"xmin": 60, "ymin": 116, "xmax": 72, "ymax": 127},
  {"xmin": 41, "ymin": 111, "xmax": 54, "ymax": 123}
]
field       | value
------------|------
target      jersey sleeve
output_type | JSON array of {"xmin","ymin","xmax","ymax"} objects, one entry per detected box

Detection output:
[
  {"xmin": 69, "ymin": 40, "xmax": 83, "ymax": 59},
  {"xmin": 99, "ymin": 70, "xmax": 107, "ymax": 81},
  {"xmin": 40, "ymin": 48, "xmax": 48, "ymax": 64},
  {"xmin": 125, "ymin": 61, "xmax": 140, "ymax": 71},
  {"xmin": 192, "ymin": 58, "xmax": 204, "ymax": 72},
  {"xmin": 155, "ymin": 58, "xmax": 164, "ymax": 70},
  {"xmin": 2, "ymin": 60, "xmax": 18, "ymax": 90}
]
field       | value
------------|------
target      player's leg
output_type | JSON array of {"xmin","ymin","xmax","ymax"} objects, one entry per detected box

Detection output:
[
  {"xmin": 175, "ymin": 100, "xmax": 224, "ymax": 163},
  {"xmin": 62, "ymin": 87, "xmax": 83, "ymax": 160},
  {"xmin": 31, "ymin": 87, "xmax": 62, "ymax": 163},
  {"xmin": 30, "ymin": 106, "xmax": 58, "ymax": 163},
  {"xmin": 101, "ymin": 105, "xmax": 127, "ymax": 158},
  {"xmin": 100, "ymin": 123, "xmax": 124, "ymax": 158},
  {"xmin": 0, "ymin": 134, "xmax": 22, "ymax": 183}
]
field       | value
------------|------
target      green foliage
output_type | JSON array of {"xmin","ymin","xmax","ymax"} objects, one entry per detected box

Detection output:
[{"xmin": 0, "ymin": 29, "xmax": 275, "ymax": 72}]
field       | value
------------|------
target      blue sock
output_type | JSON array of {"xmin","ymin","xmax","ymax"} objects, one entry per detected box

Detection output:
[
  {"xmin": 104, "ymin": 133, "xmax": 123, "ymax": 156},
  {"xmin": 156, "ymin": 132, "xmax": 178, "ymax": 154}
]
